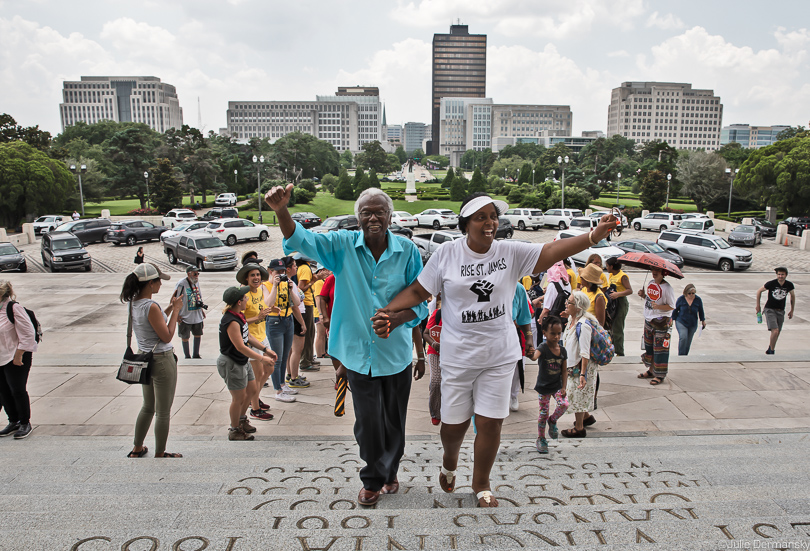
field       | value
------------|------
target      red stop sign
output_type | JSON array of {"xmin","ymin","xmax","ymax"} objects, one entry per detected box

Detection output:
[{"xmin": 647, "ymin": 282, "xmax": 662, "ymax": 302}]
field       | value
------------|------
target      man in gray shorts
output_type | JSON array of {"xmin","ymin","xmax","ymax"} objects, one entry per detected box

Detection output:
[
  {"xmin": 174, "ymin": 265, "xmax": 206, "ymax": 359},
  {"xmin": 756, "ymin": 267, "xmax": 796, "ymax": 355}
]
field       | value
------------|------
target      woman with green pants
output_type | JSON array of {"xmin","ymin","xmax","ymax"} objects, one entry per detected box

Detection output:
[
  {"xmin": 120, "ymin": 263, "xmax": 183, "ymax": 458},
  {"xmin": 606, "ymin": 257, "xmax": 633, "ymax": 356}
]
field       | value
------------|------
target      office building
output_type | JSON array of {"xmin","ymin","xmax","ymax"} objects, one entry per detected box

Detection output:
[
  {"xmin": 317, "ymin": 87, "xmax": 382, "ymax": 149},
  {"xmin": 438, "ymin": 97, "xmax": 493, "ymax": 166},
  {"xmin": 431, "ymin": 24, "xmax": 486, "ymax": 154},
  {"xmin": 59, "ymin": 76, "xmax": 183, "ymax": 133},
  {"xmin": 606, "ymin": 81, "xmax": 723, "ymax": 151},
  {"xmin": 720, "ymin": 124, "xmax": 791, "ymax": 149},
  {"xmin": 404, "ymin": 122, "xmax": 430, "ymax": 154}
]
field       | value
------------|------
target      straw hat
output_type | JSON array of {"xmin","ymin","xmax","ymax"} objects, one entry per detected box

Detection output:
[{"xmin": 579, "ymin": 263, "xmax": 604, "ymax": 285}]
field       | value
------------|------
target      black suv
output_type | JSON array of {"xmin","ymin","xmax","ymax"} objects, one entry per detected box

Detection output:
[
  {"xmin": 107, "ymin": 220, "xmax": 168, "ymax": 246},
  {"xmin": 495, "ymin": 217, "xmax": 514, "ymax": 239},
  {"xmin": 779, "ymin": 216, "xmax": 810, "ymax": 236},
  {"xmin": 51, "ymin": 218, "xmax": 112, "ymax": 244},
  {"xmin": 200, "ymin": 207, "xmax": 239, "ymax": 221},
  {"xmin": 41, "ymin": 233, "xmax": 91, "ymax": 272},
  {"xmin": 311, "ymin": 215, "xmax": 359, "ymax": 233}
]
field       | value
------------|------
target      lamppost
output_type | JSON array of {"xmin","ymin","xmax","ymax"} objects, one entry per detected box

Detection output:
[
  {"xmin": 234, "ymin": 169, "xmax": 238, "ymax": 188},
  {"xmin": 532, "ymin": 169, "xmax": 535, "ymax": 190},
  {"xmin": 665, "ymin": 173, "xmax": 672, "ymax": 209},
  {"xmin": 504, "ymin": 168, "xmax": 507, "ymax": 182},
  {"xmin": 557, "ymin": 155, "xmax": 569, "ymax": 208},
  {"xmin": 616, "ymin": 172, "xmax": 621, "ymax": 205},
  {"xmin": 143, "ymin": 171, "xmax": 150, "ymax": 210},
  {"xmin": 69, "ymin": 164, "xmax": 87, "ymax": 216},
  {"xmin": 726, "ymin": 168, "xmax": 739, "ymax": 218},
  {"xmin": 253, "ymin": 155, "xmax": 264, "ymax": 222}
]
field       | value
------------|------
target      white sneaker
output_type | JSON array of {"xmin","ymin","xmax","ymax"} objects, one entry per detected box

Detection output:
[
  {"xmin": 281, "ymin": 384, "xmax": 299, "ymax": 395},
  {"xmin": 275, "ymin": 392, "xmax": 296, "ymax": 403},
  {"xmin": 509, "ymin": 396, "xmax": 519, "ymax": 412}
]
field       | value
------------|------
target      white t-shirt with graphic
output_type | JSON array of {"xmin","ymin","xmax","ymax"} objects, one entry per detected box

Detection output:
[
  {"xmin": 418, "ymin": 238, "xmax": 543, "ymax": 368},
  {"xmin": 643, "ymin": 279, "xmax": 677, "ymax": 321}
]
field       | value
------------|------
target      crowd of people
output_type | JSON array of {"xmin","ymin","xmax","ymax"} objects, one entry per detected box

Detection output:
[{"xmin": 0, "ymin": 190, "xmax": 800, "ymax": 510}]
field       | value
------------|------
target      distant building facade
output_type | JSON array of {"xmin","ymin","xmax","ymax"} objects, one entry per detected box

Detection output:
[
  {"xmin": 431, "ymin": 24, "xmax": 486, "ymax": 154},
  {"xmin": 59, "ymin": 76, "xmax": 183, "ymax": 133},
  {"xmin": 438, "ymin": 97, "xmax": 493, "ymax": 166},
  {"xmin": 720, "ymin": 124, "xmax": 791, "ymax": 149},
  {"xmin": 404, "ymin": 122, "xmax": 430, "ymax": 154},
  {"xmin": 606, "ymin": 81, "xmax": 723, "ymax": 151}
]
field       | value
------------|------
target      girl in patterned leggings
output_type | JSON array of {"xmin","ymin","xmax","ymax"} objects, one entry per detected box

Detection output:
[{"xmin": 530, "ymin": 315, "xmax": 569, "ymax": 454}]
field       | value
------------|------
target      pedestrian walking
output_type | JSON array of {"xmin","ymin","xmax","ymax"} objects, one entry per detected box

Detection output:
[
  {"xmin": 756, "ymin": 267, "xmax": 795, "ymax": 355},
  {"xmin": 672, "ymin": 283, "xmax": 706, "ymax": 356},
  {"xmin": 0, "ymin": 280, "xmax": 38, "ymax": 439},
  {"xmin": 119, "ymin": 263, "xmax": 183, "ymax": 458},
  {"xmin": 530, "ymin": 315, "xmax": 569, "ymax": 453},
  {"xmin": 605, "ymin": 258, "xmax": 632, "ymax": 356},
  {"xmin": 637, "ymin": 267, "xmax": 676, "ymax": 385},
  {"xmin": 174, "ymin": 265, "xmax": 206, "ymax": 359},
  {"xmin": 422, "ymin": 293, "xmax": 442, "ymax": 425},
  {"xmin": 560, "ymin": 291, "xmax": 600, "ymax": 438},
  {"xmin": 217, "ymin": 286, "xmax": 277, "ymax": 441},
  {"xmin": 134, "ymin": 247, "xmax": 145, "ymax": 265}
]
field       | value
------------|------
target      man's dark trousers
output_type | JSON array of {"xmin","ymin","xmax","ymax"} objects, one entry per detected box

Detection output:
[
  {"xmin": 300, "ymin": 304, "xmax": 316, "ymax": 368},
  {"xmin": 346, "ymin": 364, "xmax": 412, "ymax": 491}
]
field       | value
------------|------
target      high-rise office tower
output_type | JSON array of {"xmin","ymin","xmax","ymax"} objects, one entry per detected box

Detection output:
[{"xmin": 430, "ymin": 24, "xmax": 486, "ymax": 155}]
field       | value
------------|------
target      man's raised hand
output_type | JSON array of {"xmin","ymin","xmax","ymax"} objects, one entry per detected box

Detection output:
[{"xmin": 264, "ymin": 184, "xmax": 294, "ymax": 211}]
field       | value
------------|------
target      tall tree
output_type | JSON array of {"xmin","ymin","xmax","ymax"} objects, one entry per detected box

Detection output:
[
  {"xmin": 335, "ymin": 168, "xmax": 354, "ymax": 200},
  {"xmin": 675, "ymin": 150, "xmax": 728, "ymax": 212},
  {"xmin": 467, "ymin": 167, "xmax": 487, "ymax": 194},
  {"xmin": 149, "ymin": 158, "xmax": 184, "ymax": 213},
  {"xmin": 518, "ymin": 162, "xmax": 533, "ymax": 185},
  {"xmin": 353, "ymin": 168, "xmax": 369, "ymax": 198},
  {"xmin": 340, "ymin": 149, "xmax": 353, "ymax": 169},
  {"xmin": 101, "ymin": 124, "xmax": 161, "ymax": 208},
  {"xmin": 0, "ymin": 113, "xmax": 52, "ymax": 151},
  {"xmin": 442, "ymin": 166, "xmax": 455, "ymax": 189},
  {"xmin": 394, "ymin": 145, "xmax": 407, "ymax": 165},
  {"xmin": 367, "ymin": 169, "xmax": 380, "ymax": 189},
  {"xmin": 639, "ymin": 170, "xmax": 669, "ymax": 212},
  {"xmin": 355, "ymin": 141, "xmax": 392, "ymax": 174},
  {"xmin": 736, "ymin": 135, "xmax": 810, "ymax": 216},
  {"xmin": 450, "ymin": 171, "xmax": 468, "ymax": 201}
]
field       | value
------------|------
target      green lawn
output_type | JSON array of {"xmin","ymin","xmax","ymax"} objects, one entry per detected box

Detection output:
[
  {"xmin": 82, "ymin": 196, "xmax": 211, "ymax": 216},
  {"xmin": 591, "ymin": 197, "xmax": 698, "ymax": 212}
]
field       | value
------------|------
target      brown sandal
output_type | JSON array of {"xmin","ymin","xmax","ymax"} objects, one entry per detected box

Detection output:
[
  {"xmin": 638, "ymin": 370, "xmax": 654, "ymax": 379},
  {"xmin": 649, "ymin": 378, "xmax": 663, "ymax": 386},
  {"xmin": 157, "ymin": 452, "xmax": 183, "ymax": 458},
  {"xmin": 561, "ymin": 428, "xmax": 587, "ymax": 438}
]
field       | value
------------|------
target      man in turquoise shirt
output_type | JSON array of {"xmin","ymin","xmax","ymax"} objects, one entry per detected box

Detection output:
[{"xmin": 265, "ymin": 185, "xmax": 427, "ymax": 507}]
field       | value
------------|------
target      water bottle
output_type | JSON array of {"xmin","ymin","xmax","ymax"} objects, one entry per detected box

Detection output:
[{"xmin": 757, "ymin": 312, "xmax": 763, "ymax": 324}]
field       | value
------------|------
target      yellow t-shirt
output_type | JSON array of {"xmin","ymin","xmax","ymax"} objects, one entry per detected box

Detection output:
[
  {"xmin": 264, "ymin": 280, "xmax": 292, "ymax": 317},
  {"xmin": 609, "ymin": 270, "xmax": 629, "ymax": 293},
  {"xmin": 297, "ymin": 263, "xmax": 315, "ymax": 306},
  {"xmin": 582, "ymin": 287, "xmax": 606, "ymax": 317},
  {"xmin": 311, "ymin": 279, "xmax": 324, "ymax": 318},
  {"xmin": 244, "ymin": 287, "xmax": 267, "ymax": 341},
  {"xmin": 566, "ymin": 268, "xmax": 578, "ymax": 289},
  {"xmin": 521, "ymin": 276, "xmax": 532, "ymax": 291}
]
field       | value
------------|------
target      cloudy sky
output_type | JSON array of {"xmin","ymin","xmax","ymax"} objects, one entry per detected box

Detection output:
[{"xmin": 2, "ymin": 0, "xmax": 809, "ymax": 138}]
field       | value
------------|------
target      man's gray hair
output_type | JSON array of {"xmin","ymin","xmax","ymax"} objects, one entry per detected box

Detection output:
[{"xmin": 354, "ymin": 188, "xmax": 394, "ymax": 218}]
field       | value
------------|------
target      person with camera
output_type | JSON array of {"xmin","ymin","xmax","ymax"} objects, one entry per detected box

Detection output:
[{"xmin": 173, "ymin": 265, "xmax": 206, "ymax": 359}]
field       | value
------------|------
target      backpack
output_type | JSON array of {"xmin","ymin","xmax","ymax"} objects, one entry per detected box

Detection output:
[
  {"xmin": 575, "ymin": 319, "xmax": 615, "ymax": 366},
  {"xmin": 548, "ymin": 282, "xmax": 570, "ymax": 317},
  {"xmin": 603, "ymin": 284, "xmax": 618, "ymax": 331},
  {"xmin": 6, "ymin": 301, "xmax": 43, "ymax": 343}
]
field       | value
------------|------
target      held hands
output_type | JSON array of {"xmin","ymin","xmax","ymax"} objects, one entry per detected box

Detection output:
[
  {"xmin": 371, "ymin": 309, "xmax": 392, "ymax": 339},
  {"xmin": 264, "ymin": 184, "xmax": 294, "ymax": 211}
]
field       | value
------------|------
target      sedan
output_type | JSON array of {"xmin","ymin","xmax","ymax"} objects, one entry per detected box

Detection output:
[
  {"xmin": 751, "ymin": 218, "xmax": 777, "ymax": 238},
  {"xmin": 614, "ymin": 239, "xmax": 685, "ymax": 269},
  {"xmin": 107, "ymin": 220, "xmax": 168, "ymax": 246},
  {"xmin": 555, "ymin": 229, "xmax": 624, "ymax": 265},
  {"xmin": 292, "ymin": 212, "xmax": 322, "ymax": 228},
  {"xmin": 0, "ymin": 243, "xmax": 26, "ymax": 272},
  {"xmin": 160, "ymin": 221, "xmax": 211, "ymax": 242},
  {"xmin": 389, "ymin": 223, "xmax": 413, "ymax": 239},
  {"xmin": 727, "ymin": 225, "xmax": 762, "ymax": 247},
  {"xmin": 495, "ymin": 217, "xmax": 514, "ymax": 239},
  {"xmin": 392, "ymin": 211, "xmax": 418, "ymax": 228}
]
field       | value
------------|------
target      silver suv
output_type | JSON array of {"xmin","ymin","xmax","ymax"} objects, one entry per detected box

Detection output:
[{"xmin": 657, "ymin": 230, "xmax": 752, "ymax": 272}]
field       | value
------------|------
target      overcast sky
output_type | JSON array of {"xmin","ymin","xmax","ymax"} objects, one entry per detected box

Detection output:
[{"xmin": 2, "ymin": 0, "xmax": 809, "ymax": 138}]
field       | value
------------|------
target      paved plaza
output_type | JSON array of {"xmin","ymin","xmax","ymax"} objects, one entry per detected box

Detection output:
[{"xmin": 1, "ymin": 225, "xmax": 809, "ymax": 549}]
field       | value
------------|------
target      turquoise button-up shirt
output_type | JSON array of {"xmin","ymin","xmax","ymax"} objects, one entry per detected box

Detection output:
[{"xmin": 283, "ymin": 222, "xmax": 427, "ymax": 376}]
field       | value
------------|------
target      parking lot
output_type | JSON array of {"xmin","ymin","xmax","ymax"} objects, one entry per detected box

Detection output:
[{"xmin": 13, "ymin": 223, "xmax": 810, "ymax": 275}]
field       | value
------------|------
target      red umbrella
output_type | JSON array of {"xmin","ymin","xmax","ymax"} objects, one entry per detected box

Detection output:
[{"xmin": 617, "ymin": 251, "xmax": 684, "ymax": 279}]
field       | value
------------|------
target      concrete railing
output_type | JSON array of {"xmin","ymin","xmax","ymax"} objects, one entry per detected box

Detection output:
[{"xmin": 0, "ymin": 224, "xmax": 36, "ymax": 246}]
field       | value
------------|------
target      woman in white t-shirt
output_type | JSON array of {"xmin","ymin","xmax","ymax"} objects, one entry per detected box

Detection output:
[
  {"xmin": 637, "ymin": 267, "xmax": 677, "ymax": 385},
  {"xmin": 374, "ymin": 192, "xmax": 617, "ymax": 508}
]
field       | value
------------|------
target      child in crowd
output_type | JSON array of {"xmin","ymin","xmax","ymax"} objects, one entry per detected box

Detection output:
[
  {"xmin": 422, "ymin": 293, "xmax": 442, "ymax": 425},
  {"xmin": 530, "ymin": 315, "xmax": 569, "ymax": 454}
]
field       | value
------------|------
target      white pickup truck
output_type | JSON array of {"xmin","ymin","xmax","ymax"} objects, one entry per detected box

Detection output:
[{"xmin": 412, "ymin": 230, "xmax": 463, "ymax": 262}]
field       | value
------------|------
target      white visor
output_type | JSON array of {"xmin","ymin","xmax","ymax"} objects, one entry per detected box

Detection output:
[{"xmin": 460, "ymin": 196, "xmax": 509, "ymax": 218}]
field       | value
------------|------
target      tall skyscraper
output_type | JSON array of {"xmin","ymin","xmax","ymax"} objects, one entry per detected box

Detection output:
[
  {"xmin": 60, "ymin": 76, "xmax": 183, "ymax": 133},
  {"xmin": 430, "ymin": 24, "xmax": 486, "ymax": 155}
]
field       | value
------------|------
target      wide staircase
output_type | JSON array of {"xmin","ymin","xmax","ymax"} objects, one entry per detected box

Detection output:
[{"xmin": 2, "ymin": 432, "xmax": 809, "ymax": 550}]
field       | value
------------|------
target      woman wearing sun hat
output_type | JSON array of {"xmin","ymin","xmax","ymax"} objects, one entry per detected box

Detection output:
[
  {"xmin": 375, "ymin": 191, "xmax": 617, "ymax": 508},
  {"xmin": 578, "ymin": 263, "xmax": 607, "ymax": 327},
  {"xmin": 119, "ymin": 263, "xmax": 183, "ymax": 458}
]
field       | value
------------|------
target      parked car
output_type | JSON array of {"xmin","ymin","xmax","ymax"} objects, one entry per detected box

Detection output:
[
  {"xmin": 590, "ymin": 210, "xmax": 628, "ymax": 228},
  {"xmin": 727, "ymin": 225, "xmax": 762, "ymax": 247},
  {"xmin": 494, "ymin": 217, "xmax": 514, "ymax": 239},
  {"xmin": 503, "ymin": 208, "xmax": 544, "ymax": 231},
  {"xmin": 412, "ymin": 230, "xmax": 463, "ymax": 259},
  {"xmin": 569, "ymin": 217, "xmax": 599, "ymax": 232},
  {"xmin": 51, "ymin": 218, "xmax": 112, "ymax": 244},
  {"xmin": 161, "ymin": 208, "xmax": 198, "ymax": 229},
  {"xmin": 751, "ymin": 218, "xmax": 777, "ymax": 238},
  {"xmin": 678, "ymin": 219, "xmax": 715, "ymax": 234},
  {"xmin": 200, "ymin": 207, "xmax": 239, "ymax": 221},
  {"xmin": 160, "ymin": 221, "xmax": 211, "ymax": 242},
  {"xmin": 680, "ymin": 213, "xmax": 710, "ymax": 220},
  {"xmin": 291, "ymin": 212, "xmax": 322, "ymax": 228},
  {"xmin": 33, "ymin": 215, "xmax": 65, "ymax": 235},
  {"xmin": 614, "ymin": 239, "xmax": 684, "ymax": 269},
  {"xmin": 415, "ymin": 209, "xmax": 458, "ymax": 230},
  {"xmin": 163, "ymin": 232, "xmax": 237, "ymax": 271},
  {"xmin": 632, "ymin": 212, "xmax": 683, "ymax": 232},
  {"xmin": 389, "ymin": 223, "xmax": 413, "ymax": 239},
  {"xmin": 391, "ymin": 211, "xmax": 418, "ymax": 228},
  {"xmin": 205, "ymin": 218, "xmax": 269, "ymax": 245},
  {"xmin": 40, "ymin": 232, "xmax": 91, "ymax": 272},
  {"xmin": 657, "ymin": 230, "xmax": 752, "ymax": 271},
  {"xmin": 0, "ymin": 243, "xmax": 27, "ymax": 272},
  {"xmin": 214, "ymin": 193, "xmax": 238, "ymax": 207},
  {"xmin": 107, "ymin": 220, "xmax": 168, "ymax": 246},
  {"xmin": 310, "ymin": 215, "xmax": 359, "ymax": 233},
  {"xmin": 543, "ymin": 208, "xmax": 584, "ymax": 229},
  {"xmin": 555, "ymin": 229, "xmax": 624, "ymax": 265},
  {"xmin": 779, "ymin": 216, "xmax": 810, "ymax": 236}
]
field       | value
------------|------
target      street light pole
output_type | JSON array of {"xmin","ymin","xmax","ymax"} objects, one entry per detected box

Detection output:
[
  {"xmin": 666, "ymin": 173, "xmax": 672, "ymax": 209},
  {"xmin": 726, "ymin": 168, "xmax": 739, "ymax": 218},
  {"xmin": 253, "ymin": 155, "xmax": 264, "ymax": 223},
  {"xmin": 532, "ymin": 169, "xmax": 535, "ymax": 190},
  {"xmin": 143, "ymin": 171, "xmax": 150, "ymax": 210},
  {"xmin": 558, "ymin": 155, "xmax": 569, "ymax": 209},
  {"xmin": 616, "ymin": 172, "xmax": 621, "ymax": 205},
  {"xmin": 69, "ymin": 164, "xmax": 87, "ymax": 216}
]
